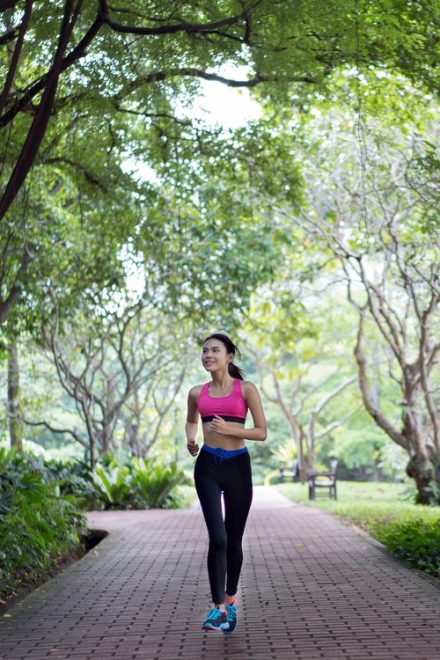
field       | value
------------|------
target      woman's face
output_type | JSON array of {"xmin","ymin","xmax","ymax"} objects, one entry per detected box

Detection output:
[{"xmin": 202, "ymin": 339, "xmax": 233, "ymax": 372}]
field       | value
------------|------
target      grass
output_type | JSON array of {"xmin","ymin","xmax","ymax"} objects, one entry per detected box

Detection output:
[
  {"xmin": 274, "ymin": 480, "xmax": 440, "ymax": 577},
  {"xmin": 276, "ymin": 479, "xmax": 413, "ymax": 504}
]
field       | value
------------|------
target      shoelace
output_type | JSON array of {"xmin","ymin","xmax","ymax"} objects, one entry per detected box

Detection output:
[{"xmin": 206, "ymin": 608, "xmax": 224, "ymax": 622}]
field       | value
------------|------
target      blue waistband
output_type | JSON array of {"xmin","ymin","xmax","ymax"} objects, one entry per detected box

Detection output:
[{"xmin": 201, "ymin": 444, "xmax": 248, "ymax": 460}]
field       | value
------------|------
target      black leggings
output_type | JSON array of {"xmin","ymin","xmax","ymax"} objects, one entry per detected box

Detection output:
[{"xmin": 194, "ymin": 447, "xmax": 253, "ymax": 604}]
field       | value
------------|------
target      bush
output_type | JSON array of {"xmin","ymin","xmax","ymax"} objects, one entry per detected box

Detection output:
[
  {"xmin": 91, "ymin": 461, "xmax": 133, "ymax": 509},
  {"xmin": 43, "ymin": 457, "xmax": 103, "ymax": 510},
  {"xmin": 371, "ymin": 518, "xmax": 440, "ymax": 576},
  {"xmin": 264, "ymin": 469, "xmax": 283, "ymax": 486},
  {"xmin": 0, "ymin": 447, "xmax": 191, "ymax": 599},
  {"xmin": 12, "ymin": 452, "xmax": 192, "ymax": 511},
  {"xmin": 0, "ymin": 448, "xmax": 87, "ymax": 599},
  {"xmin": 90, "ymin": 454, "xmax": 190, "ymax": 509},
  {"xmin": 131, "ymin": 457, "xmax": 191, "ymax": 509}
]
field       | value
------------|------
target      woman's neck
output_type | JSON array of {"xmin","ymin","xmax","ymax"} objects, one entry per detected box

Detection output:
[{"xmin": 210, "ymin": 370, "xmax": 233, "ymax": 389}]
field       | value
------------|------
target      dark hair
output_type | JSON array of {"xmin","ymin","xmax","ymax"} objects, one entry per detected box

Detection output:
[{"xmin": 202, "ymin": 332, "xmax": 245, "ymax": 381}]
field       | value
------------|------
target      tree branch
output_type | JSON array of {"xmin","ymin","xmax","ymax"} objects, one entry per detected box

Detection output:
[
  {"xmin": 419, "ymin": 292, "xmax": 440, "ymax": 452},
  {"xmin": 44, "ymin": 156, "xmax": 108, "ymax": 190},
  {"xmin": 99, "ymin": 0, "xmax": 245, "ymax": 36},
  {"xmin": 0, "ymin": 26, "xmax": 19, "ymax": 45},
  {"xmin": 354, "ymin": 312, "xmax": 408, "ymax": 449},
  {"xmin": 0, "ymin": 0, "xmax": 22, "ymax": 11},
  {"xmin": 306, "ymin": 375, "xmax": 358, "ymax": 450},
  {"xmin": 20, "ymin": 415, "xmax": 88, "ymax": 448},
  {"xmin": 0, "ymin": 13, "xmax": 102, "ymax": 129},
  {"xmin": 0, "ymin": 0, "xmax": 34, "ymax": 114},
  {"xmin": 0, "ymin": 0, "xmax": 82, "ymax": 221}
]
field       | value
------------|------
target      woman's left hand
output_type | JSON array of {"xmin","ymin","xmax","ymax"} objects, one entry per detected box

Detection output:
[{"xmin": 210, "ymin": 415, "xmax": 231, "ymax": 434}]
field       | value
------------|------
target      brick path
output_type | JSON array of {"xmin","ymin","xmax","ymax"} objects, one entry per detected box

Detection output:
[{"xmin": 1, "ymin": 487, "xmax": 440, "ymax": 659}]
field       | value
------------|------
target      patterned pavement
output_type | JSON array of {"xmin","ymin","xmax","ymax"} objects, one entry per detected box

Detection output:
[{"xmin": 1, "ymin": 486, "xmax": 440, "ymax": 659}]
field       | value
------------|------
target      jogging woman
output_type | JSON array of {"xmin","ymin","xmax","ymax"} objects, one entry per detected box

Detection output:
[{"xmin": 186, "ymin": 333, "xmax": 267, "ymax": 633}]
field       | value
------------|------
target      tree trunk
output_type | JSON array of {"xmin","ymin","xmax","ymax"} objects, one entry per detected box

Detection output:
[
  {"xmin": 127, "ymin": 421, "xmax": 140, "ymax": 457},
  {"xmin": 405, "ymin": 456, "xmax": 437, "ymax": 505},
  {"xmin": 403, "ymin": 411, "xmax": 439, "ymax": 505},
  {"xmin": 402, "ymin": 367, "xmax": 439, "ymax": 504},
  {"xmin": 298, "ymin": 426, "xmax": 308, "ymax": 483},
  {"xmin": 353, "ymin": 314, "xmax": 440, "ymax": 502},
  {"xmin": 7, "ymin": 337, "xmax": 23, "ymax": 451},
  {"xmin": 101, "ymin": 423, "xmax": 112, "ymax": 457}
]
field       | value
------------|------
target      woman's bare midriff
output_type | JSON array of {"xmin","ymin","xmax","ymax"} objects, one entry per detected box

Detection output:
[{"xmin": 202, "ymin": 421, "xmax": 246, "ymax": 450}]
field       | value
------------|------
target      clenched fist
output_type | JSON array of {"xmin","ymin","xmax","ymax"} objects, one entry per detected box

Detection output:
[{"xmin": 187, "ymin": 439, "xmax": 199, "ymax": 456}]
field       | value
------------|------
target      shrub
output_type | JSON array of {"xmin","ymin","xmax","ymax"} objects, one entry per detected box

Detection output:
[
  {"xmin": 0, "ymin": 448, "xmax": 87, "ymax": 599},
  {"xmin": 91, "ymin": 461, "xmax": 133, "ymax": 509},
  {"xmin": 90, "ymin": 454, "xmax": 190, "ymax": 509},
  {"xmin": 43, "ymin": 457, "xmax": 103, "ymax": 510},
  {"xmin": 131, "ymin": 457, "xmax": 190, "ymax": 509},
  {"xmin": 264, "ymin": 469, "xmax": 282, "ymax": 486},
  {"xmin": 371, "ymin": 518, "xmax": 440, "ymax": 576}
]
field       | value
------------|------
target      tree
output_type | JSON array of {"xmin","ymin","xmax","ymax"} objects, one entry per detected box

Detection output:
[
  {"xmin": 255, "ymin": 347, "xmax": 358, "ymax": 479},
  {"xmin": 7, "ymin": 336, "xmax": 22, "ymax": 448},
  {"xmin": 0, "ymin": 134, "xmax": 142, "ymax": 329},
  {"xmin": 0, "ymin": 0, "xmax": 439, "ymax": 327},
  {"xmin": 121, "ymin": 365, "xmax": 186, "ymax": 458},
  {"xmin": 242, "ymin": 280, "xmax": 361, "ymax": 478},
  {"xmin": 21, "ymin": 291, "xmax": 193, "ymax": 466},
  {"xmin": 285, "ymin": 100, "xmax": 440, "ymax": 503}
]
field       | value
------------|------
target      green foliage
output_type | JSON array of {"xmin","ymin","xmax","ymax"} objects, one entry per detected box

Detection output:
[
  {"xmin": 90, "ymin": 454, "xmax": 190, "ymax": 510},
  {"xmin": 92, "ymin": 462, "xmax": 133, "ymax": 509},
  {"xmin": 0, "ymin": 448, "xmax": 87, "ymax": 599},
  {"xmin": 266, "ymin": 81, "xmax": 439, "ymax": 498},
  {"xmin": 1, "ymin": 0, "xmax": 439, "ymax": 334},
  {"xmin": 425, "ymin": 478, "xmax": 440, "ymax": 506},
  {"xmin": 276, "ymin": 480, "xmax": 417, "ymax": 506},
  {"xmin": 264, "ymin": 469, "xmax": 284, "ymax": 487},
  {"xmin": 373, "ymin": 519, "xmax": 440, "ymax": 576},
  {"xmin": 43, "ymin": 457, "xmax": 105, "ymax": 510},
  {"xmin": 131, "ymin": 456, "xmax": 191, "ymax": 509},
  {"xmin": 0, "ymin": 446, "xmax": 191, "ymax": 598},
  {"xmin": 271, "ymin": 439, "xmax": 298, "ymax": 466},
  {"xmin": 331, "ymin": 416, "xmax": 396, "ymax": 473}
]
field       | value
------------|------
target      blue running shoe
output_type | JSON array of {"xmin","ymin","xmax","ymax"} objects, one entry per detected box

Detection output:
[
  {"xmin": 223, "ymin": 602, "xmax": 239, "ymax": 634},
  {"xmin": 202, "ymin": 607, "xmax": 230, "ymax": 632}
]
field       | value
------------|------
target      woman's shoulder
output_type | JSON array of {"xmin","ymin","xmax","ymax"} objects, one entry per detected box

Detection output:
[
  {"xmin": 188, "ymin": 383, "xmax": 206, "ymax": 399},
  {"xmin": 240, "ymin": 380, "xmax": 258, "ymax": 395}
]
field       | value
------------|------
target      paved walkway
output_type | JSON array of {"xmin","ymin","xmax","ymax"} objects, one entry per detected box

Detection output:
[{"xmin": 1, "ymin": 487, "xmax": 440, "ymax": 659}]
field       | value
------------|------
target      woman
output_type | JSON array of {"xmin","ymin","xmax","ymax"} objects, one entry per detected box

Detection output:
[{"xmin": 186, "ymin": 332, "xmax": 267, "ymax": 633}]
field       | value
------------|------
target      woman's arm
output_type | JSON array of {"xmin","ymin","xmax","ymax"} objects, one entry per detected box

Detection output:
[
  {"xmin": 210, "ymin": 381, "xmax": 267, "ymax": 441},
  {"xmin": 186, "ymin": 387, "xmax": 200, "ymax": 455}
]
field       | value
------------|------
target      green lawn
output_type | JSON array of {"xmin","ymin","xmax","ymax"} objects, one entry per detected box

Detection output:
[
  {"xmin": 276, "ymin": 479, "xmax": 417, "ymax": 504},
  {"xmin": 275, "ymin": 480, "xmax": 440, "ymax": 577}
]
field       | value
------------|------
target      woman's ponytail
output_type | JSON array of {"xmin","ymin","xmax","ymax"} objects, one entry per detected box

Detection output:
[{"xmin": 228, "ymin": 361, "xmax": 245, "ymax": 381}]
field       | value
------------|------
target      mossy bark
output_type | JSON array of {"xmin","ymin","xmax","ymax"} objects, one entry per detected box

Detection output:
[{"xmin": 7, "ymin": 338, "xmax": 23, "ymax": 451}]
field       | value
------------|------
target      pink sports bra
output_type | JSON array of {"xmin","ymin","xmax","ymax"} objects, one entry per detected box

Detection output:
[{"xmin": 197, "ymin": 378, "xmax": 248, "ymax": 424}]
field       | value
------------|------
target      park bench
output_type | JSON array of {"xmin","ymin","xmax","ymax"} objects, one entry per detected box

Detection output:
[
  {"xmin": 307, "ymin": 460, "xmax": 339, "ymax": 500},
  {"xmin": 278, "ymin": 460, "xmax": 299, "ymax": 482}
]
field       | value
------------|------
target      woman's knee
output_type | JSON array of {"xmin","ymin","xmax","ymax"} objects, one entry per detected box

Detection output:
[
  {"xmin": 226, "ymin": 536, "xmax": 244, "ymax": 557},
  {"xmin": 209, "ymin": 530, "xmax": 227, "ymax": 553}
]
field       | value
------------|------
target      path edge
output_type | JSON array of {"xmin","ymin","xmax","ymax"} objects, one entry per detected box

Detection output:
[{"xmin": 348, "ymin": 519, "xmax": 440, "ymax": 592}]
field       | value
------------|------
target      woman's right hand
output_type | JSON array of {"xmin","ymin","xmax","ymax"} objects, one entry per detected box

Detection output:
[{"xmin": 187, "ymin": 439, "xmax": 199, "ymax": 456}]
